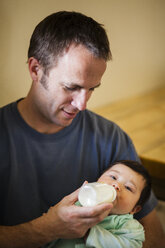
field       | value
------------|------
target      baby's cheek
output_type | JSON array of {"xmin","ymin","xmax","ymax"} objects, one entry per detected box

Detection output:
[
  {"xmin": 98, "ymin": 177, "xmax": 112, "ymax": 185},
  {"xmin": 117, "ymin": 199, "xmax": 132, "ymax": 213}
]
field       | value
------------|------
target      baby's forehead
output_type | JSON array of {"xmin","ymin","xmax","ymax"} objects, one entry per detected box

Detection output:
[
  {"xmin": 108, "ymin": 163, "xmax": 136, "ymax": 172},
  {"xmin": 105, "ymin": 163, "xmax": 146, "ymax": 182},
  {"xmin": 107, "ymin": 163, "xmax": 129, "ymax": 171}
]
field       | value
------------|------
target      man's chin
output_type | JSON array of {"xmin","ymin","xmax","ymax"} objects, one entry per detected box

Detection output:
[{"xmin": 56, "ymin": 118, "xmax": 74, "ymax": 128}]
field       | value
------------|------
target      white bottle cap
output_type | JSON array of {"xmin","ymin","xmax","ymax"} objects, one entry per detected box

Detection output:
[{"xmin": 78, "ymin": 182, "xmax": 117, "ymax": 207}]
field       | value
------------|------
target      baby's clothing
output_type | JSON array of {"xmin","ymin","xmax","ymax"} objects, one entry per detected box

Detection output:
[{"xmin": 43, "ymin": 214, "xmax": 144, "ymax": 248}]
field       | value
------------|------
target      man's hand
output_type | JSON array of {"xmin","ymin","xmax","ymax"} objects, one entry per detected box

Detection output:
[
  {"xmin": 41, "ymin": 187, "xmax": 113, "ymax": 239},
  {"xmin": 0, "ymin": 187, "xmax": 113, "ymax": 248}
]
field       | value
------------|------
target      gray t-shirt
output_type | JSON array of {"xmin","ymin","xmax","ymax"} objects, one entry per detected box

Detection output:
[{"xmin": 0, "ymin": 100, "xmax": 157, "ymax": 225}]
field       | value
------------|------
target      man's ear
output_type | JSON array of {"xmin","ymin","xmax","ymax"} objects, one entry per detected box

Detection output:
[
  {"xmin": 28, "ymin": 57, "xmax": 42, "ymax": 82},
  {"xmin": 130, "ymin": 205, "xmax": 142, "ymax": 215}
]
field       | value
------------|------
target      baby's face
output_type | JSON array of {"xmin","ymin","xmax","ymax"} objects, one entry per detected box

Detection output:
[{"xmin": 98, "ymin": 163, "xmax": 145, "ymax": 215}]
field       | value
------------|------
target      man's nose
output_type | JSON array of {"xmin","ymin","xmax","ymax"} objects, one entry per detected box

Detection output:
[
  {"xmin": 112, "ymin": 182, "xmax": 121, "ymax": 191},
  {"xmin": 71, "ymin": 90, "xmax": 89, "ymax": 111}
]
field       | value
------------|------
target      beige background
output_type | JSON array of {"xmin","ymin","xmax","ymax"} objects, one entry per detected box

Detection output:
[{"xmin": 0, "ymin": 0, "xmax": 165, "ymax": 109}]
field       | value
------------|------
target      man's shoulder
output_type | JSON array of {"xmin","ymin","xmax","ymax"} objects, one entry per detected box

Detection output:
[
  {"xmin": 0, "ymin": 101, "xmax": 17, "ymax": 123},
  {"xmin": 0, "ymin": 101, "xmax": 16, "ymax": 113},
  {"xmin": 81, "ymin": 109, "xmax": 127, "ymax": 137},
  {"xmin": 82, "ymin": 109, "xmax": 120, "ymax": 128}
]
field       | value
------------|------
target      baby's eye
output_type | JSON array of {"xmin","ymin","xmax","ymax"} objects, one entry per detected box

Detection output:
[
  {"xmin": 125, "ymin": 186, "xmax": 133, "ymax": 192},
  {"xmin": 110, "ymin": 175, "xmax": 117, "ymax": 180}
]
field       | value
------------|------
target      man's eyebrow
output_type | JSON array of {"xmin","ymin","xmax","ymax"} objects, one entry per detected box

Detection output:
[
  {"xmin": 91, "ymin": 83, "xmax": 101, "ymax": 89},
  {"xmin": 64, "ymin": 82, "xmax": 101, "ymax": 90}
]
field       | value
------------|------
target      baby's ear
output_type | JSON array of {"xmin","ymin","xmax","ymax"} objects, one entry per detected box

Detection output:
[{"xmin": 130, "ymin": 205, "xmax": 142, "ymax": 214}]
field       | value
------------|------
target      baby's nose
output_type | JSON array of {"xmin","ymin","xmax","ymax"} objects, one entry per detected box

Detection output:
[{"xmin": 112, "ymin": 182, "xmax": 120, "ymax": 191}]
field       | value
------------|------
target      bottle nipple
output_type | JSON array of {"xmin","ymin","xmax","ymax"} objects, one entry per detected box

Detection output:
[{"xmin": 78, "ymin": 182, "xmax": 117, "ymax": 207}]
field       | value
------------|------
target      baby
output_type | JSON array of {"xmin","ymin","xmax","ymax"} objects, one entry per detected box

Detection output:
[{"xmin": 43, "ymin": 160, "xmax": 151, "ymax": 248}]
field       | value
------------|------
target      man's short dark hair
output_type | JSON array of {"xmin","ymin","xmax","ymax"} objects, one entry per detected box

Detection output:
[
  {"xmin": 109, "ymin": 160, "xmax": 152, "ymax": 208},
  {"xmin": 28, "ymin": 11, "xmax": 112, "ymax": 73}
]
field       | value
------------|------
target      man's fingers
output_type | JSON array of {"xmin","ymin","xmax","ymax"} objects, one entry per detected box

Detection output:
[
  {"xmin": 63, "ymin": 189, "xmax": 79, "ymax": 205},
  {"xmin": 70, "ymin": 203, "xmax": 113, "ymax": 228},
  {"xmin": 64, "ymin": 181, "xmax": 89, "ymax": 205},
  {"xmin": 47, "ymin": 193, "xmax": 113, "ymax": 239},
  {"xmin": 82, "ymin": 203, "xmax": 113, "ymax": 217},
  {"xmin": 59, "ymin": 187, "xmax": 113, "ymax": 232}
]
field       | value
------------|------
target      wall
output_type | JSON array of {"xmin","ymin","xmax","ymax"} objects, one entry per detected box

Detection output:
[{"xmin": 0, "ymin": 0, "xmax": 165, "ymax": 109}]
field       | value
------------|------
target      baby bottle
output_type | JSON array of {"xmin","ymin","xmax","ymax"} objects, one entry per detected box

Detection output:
[{"xmin": 78, "ymin": 182, "xmax": 117, "ymax": 207}]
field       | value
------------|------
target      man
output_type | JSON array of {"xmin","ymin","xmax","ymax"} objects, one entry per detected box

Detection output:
[{"xmin": 0, "ymin": 11, "xmax": 164, "ymax": 248}]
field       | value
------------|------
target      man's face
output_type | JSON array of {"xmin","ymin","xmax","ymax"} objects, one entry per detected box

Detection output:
[
  {"xmin": 31, "ymin": 44, "xmax": 106, "ymax": 132},
  {"xmin": 98, "ymin": 164, "xmax": 145, "ymax": 215}
]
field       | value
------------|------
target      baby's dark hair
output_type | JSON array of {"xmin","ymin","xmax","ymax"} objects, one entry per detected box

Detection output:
[{"xmin": 109, "ymin": 160, "xmax": 151, "ymax": 207}]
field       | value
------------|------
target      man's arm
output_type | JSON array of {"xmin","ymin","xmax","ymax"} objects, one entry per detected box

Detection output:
[
  {"xmin": 0, "ymin": 189, "xmax": 113, "ymax": 248},
  {"xmin": 139, "ymin": 209, "xmax": 165, "ymax": 248}
]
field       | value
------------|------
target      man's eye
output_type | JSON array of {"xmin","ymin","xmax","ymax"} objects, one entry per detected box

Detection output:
[{"xmin": 65, "ymin": 86, "xmax": 77, "ymax": 91}]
